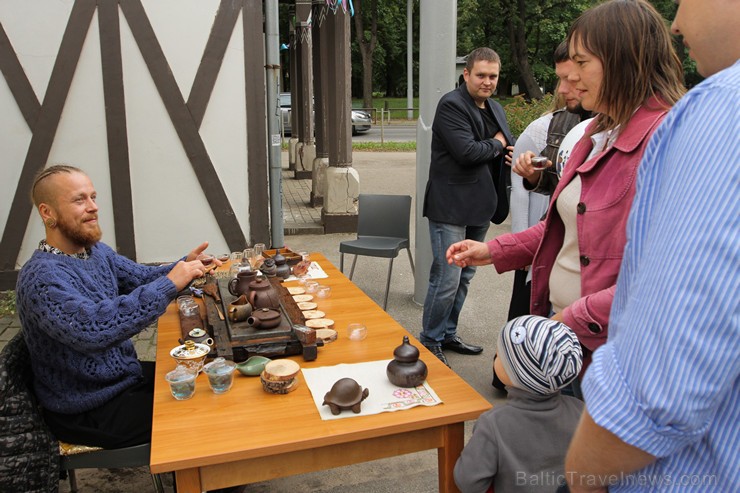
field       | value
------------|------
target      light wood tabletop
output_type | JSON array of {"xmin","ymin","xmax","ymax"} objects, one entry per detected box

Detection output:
[{"xmin": 150, "ymin": 253, "xmax": 491, "ymax": 492}]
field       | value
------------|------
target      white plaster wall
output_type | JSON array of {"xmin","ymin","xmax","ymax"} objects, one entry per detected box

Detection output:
[{"xmin": 1, "ymin": 0, "xmax": 253, "ymax": 268}]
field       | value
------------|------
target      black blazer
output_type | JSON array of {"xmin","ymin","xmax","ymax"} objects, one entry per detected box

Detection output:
[{"xmin": 423, "ymin": 84, "xmax": 515, "ymax": 226}]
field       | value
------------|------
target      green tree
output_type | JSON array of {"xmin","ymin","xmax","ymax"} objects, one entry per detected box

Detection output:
[
  {"xmin": 353, "ymin": 0, "xmax": 379, "ymax": 109},
  {"xmin": 458, "ymin": 0, "xmax": 594, "ymax": 99}
]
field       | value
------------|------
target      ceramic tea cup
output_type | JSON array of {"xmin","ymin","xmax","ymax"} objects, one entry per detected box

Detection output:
[{"xmin": 228, "ymin": 270, "xmax": 257, "ymax": 297}]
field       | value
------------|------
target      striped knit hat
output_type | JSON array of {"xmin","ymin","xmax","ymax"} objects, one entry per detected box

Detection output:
[{"xmin": 497, "ymin": 315, "xmax": 583, "ymax": 395}]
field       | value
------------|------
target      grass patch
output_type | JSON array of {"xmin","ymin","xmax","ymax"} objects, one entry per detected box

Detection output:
[
  {"xmin": 352, "ymin": 141, "xmax": 416, "ymax": 152},
  {"xmin": 0, "ymin": 291, "xmax": 16, "ymax": 318}
]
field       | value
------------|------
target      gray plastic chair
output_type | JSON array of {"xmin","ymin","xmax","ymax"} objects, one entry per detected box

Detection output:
[
  {"xmin": 60, "ymin": 442, "xmax": 164, "ymax": 493},
  {"xmin": 339, "ymin": 194, "xmax": 415, "ymax": 310}
]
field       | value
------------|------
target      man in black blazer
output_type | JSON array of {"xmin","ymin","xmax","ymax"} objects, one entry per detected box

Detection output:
[{"xmin": 421, "ymin": 47, "xmax": 514, "ymax": 366}]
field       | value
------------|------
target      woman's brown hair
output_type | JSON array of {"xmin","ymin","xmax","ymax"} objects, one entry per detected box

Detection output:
[{"xmin": 567, "ymin": 0, "xmax": 685, "ymax": 133}]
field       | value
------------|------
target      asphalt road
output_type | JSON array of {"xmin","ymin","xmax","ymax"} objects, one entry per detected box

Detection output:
[{"xmin": 354, "ymin": 124, "xmax": 417, "ymax": 142}]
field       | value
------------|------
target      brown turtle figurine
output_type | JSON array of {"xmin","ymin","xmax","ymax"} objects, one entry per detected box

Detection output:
[{"xmin": 322, "ymin": 378, "xmax": 369, "ymax": 415}]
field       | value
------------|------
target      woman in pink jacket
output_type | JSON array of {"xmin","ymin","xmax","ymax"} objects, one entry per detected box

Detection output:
[{"xmin": 446, "ymin": 0, "xmax": 685, "ymax": 386}]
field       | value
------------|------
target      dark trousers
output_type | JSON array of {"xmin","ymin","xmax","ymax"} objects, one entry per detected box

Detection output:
[
  {"xmin": 43, "ymin": 361, "xmax": 155, "ymax": 448},
  {"xmin": 494, "ymin": 269, "xmax": 532, "ymax": 391},
  {"xmin": 507, "ymin": 268, "xmax": 531, "ymax": 320}
]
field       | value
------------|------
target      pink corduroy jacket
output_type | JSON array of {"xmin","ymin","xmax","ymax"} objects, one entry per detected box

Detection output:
[{"xmin": 488, "ymin": 98, "xmax": 669, "ymax": 353}]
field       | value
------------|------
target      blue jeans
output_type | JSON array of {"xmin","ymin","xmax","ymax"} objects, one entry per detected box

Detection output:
[{"xmin": 420, "ymin": 220, "xmax": 489, "ymax": 346}]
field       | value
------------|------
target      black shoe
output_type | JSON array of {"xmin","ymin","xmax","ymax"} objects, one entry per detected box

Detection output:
[
  {"xmin": 442, "ymin": 336, "xmax": 483, "ymax": 355},
  {"xmin": 424, "ymin": 345, "xmax": 450, "ymax": 367}
]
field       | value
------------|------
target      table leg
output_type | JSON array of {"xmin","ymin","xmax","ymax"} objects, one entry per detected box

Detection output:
[
  {"xmin": 175, "ymin": 468, "xmax": 202, "ymax": 493},
  {"xmin": 438, "ymin": 422, "xmax": 464, "ymax": 493}
]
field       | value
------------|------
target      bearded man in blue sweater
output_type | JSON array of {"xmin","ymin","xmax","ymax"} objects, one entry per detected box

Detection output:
[{"xmin": 16, "ymin": 164, "xmax": 214, "ymax": 448}]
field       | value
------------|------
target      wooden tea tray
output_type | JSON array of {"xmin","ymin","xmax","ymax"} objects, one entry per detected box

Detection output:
[{"xmin": 197, "ymin": 276, "xmax": 316, "ymax": 362}]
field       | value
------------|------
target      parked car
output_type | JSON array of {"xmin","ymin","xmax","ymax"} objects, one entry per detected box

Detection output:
[{"xmin": 279, "ymin": 92, "xmax": 371, "ymax": 136}]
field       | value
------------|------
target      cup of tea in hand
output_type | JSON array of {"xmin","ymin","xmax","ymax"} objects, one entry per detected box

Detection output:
[
  {"xmin": 530, "ymin": 156, "xmax": 549, "ymax": 171},
  {"xmin": 197, "ymin": 253, "xmax": 215, "ymax": 267}
]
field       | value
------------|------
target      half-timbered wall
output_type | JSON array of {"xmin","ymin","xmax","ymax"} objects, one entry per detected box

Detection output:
[{"xmin": 0, "ymin": 0, "xmax": 270, "ymax": 289}]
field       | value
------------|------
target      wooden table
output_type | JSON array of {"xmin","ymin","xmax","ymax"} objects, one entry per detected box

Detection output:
[{"xmin": 150, "ymin": 253, "xmax": 491, "ymax": 492}]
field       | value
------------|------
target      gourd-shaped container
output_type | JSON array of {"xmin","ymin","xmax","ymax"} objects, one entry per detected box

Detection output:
[
  {"xmin": 272, "ymin": 250, "xmax": 292, "ymax": 279},
  {"xmin": 386, "ymin": 336, "xmax": 428, "ymax": 388}
]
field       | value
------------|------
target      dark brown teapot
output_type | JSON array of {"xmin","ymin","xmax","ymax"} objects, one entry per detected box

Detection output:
[
  {"xmin": 247, "ymin": 277, "xmax": 280, "ymax": 309},
  {"xmin": 386, "ymin": 336, "xmax": 428, "ymax": 388},
  {"xmin": 247, "ymin": 308, "xmax": 281, "ymax": 329}
]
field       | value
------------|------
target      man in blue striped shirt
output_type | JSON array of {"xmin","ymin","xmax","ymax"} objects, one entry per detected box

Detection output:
[{"xmin": 565, "ymin": 1, "xmax": 739, "ymax": 491}]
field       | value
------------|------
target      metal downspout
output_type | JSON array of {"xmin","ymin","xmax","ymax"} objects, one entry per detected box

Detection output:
[{"xmin": 265, "ymin": 0, "xmax": 284, "ymax": 248}]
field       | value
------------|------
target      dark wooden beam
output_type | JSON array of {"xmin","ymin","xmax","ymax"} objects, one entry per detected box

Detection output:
[
  {"xmin": 187, "ymin": 0, "xmax": 241, "ymax": 129},
  {"xmin": 0, "ymin": 22, "xmax": 40, "ymax": 129},
  {"xmin": 120, "ymin": 0, "xmax": 247, "ymax": 251},
  {"xmin": 0, "ymin": 270, "xmax": 18, "ymax": 291},
  {"xmin": 312, "ymin": 2, "xmax": 328, "ymax": 159},
  {"xmin": 243, "ymin": 0, "xmax": 270, "ymax": 245},
  {"xmin": 0, "ymin": 0, "xmax": 97, "ymax": 270},
  {"xmin": 325, "ymin": 8, "xmax": 352, "ymax": 166},
  {"xmin": 98, "ymin": 0, "xmax": 136, "ymax": 260}
]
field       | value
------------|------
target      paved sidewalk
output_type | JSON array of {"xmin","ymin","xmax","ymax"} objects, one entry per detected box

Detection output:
[{"xmin": 282, "ymin": 167, "xmax": 324, "ymax": 235}]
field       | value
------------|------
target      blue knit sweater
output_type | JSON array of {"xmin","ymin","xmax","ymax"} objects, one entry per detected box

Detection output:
[{"xmin": 16, "ymin": 243, "xmax": 178, "ymax": 414}]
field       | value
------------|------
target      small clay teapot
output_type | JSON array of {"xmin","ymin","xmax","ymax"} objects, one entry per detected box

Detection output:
[
  {"xmin": 228, "ymin": 270, "xmax": 257, "ymax": 297},
  {"xmin": 260, "ymin": 258, "xmax": 277, "ymax": 277},
  {"xmin": 248, "ymin": 278, "xmax": 280, "ymax": 309},
  {"xmin": 227, "ymin": 294, "xmax": 253, "ymax": 323},
  {"xmin": 247, "ymin": 308, "xmax": 281, "ymax": 329},
  {"xmin": 182, "ymin": 327, "xmax": 214, "ymax": 348},
  {"xmin": 386, "ymin": 336, "xmax": 428, "ymax": 388}
]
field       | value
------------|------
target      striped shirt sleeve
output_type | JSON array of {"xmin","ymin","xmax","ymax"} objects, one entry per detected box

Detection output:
[{"xmin": 582, "ymin": 62, "xmax": 740, "ymax": 489}]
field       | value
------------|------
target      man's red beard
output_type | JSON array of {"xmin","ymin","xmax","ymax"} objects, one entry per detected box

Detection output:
[{"xmin": 56, "ymin": 215, "xmax": 102, "ymax": 249}]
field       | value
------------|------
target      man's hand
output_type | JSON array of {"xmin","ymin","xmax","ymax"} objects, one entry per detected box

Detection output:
[
  {"xmin": 185, "ymin": 241, "xmax": 222, "ymax": 271},
  {"xmin": 446, "ymin": 240, "xmax": 492, "ymax": 268},
  {"xmin": 504, "ymin": 145, "xmax": 515, "ymax": 166},
  {"xmin": 186, "ymin": 242, "xmax": 210, "ymax": 262},
  {"xmin": 513, "ymin": 151, "xmax": 550, "ymax": 185},
  {"xmin": 167, "ymin": 260, "xmax": 206, "ymax": 291}
]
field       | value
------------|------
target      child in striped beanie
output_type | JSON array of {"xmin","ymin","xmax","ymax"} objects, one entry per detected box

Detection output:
[
  {"xmin": 454, "ymin": 315, "xmax": 584, "ymax": 493},
  {"xmin": 496, "ymin": 314, "xmax": 583, "ymax": 395}
]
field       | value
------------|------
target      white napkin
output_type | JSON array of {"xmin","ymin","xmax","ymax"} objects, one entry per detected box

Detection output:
[
  {"xmin": 302, "ymin": 360, "xmax": 443, "ymax": 420},
  {"xmin": 283, "ymin": 261, "xmax": 328, "ymax": 282}
]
